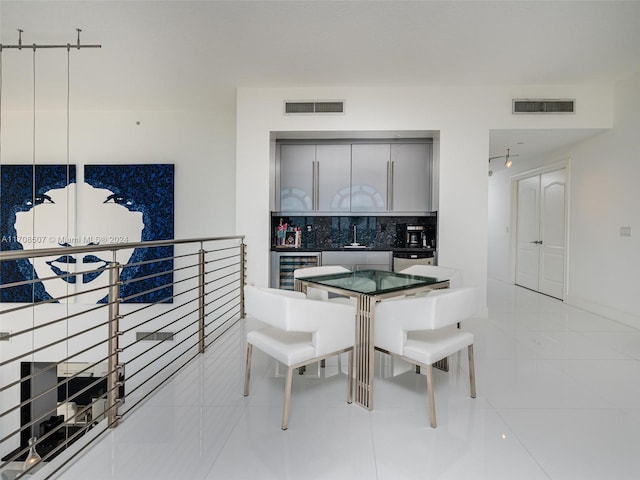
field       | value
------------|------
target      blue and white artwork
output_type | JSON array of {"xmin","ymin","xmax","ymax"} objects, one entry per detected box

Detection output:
[
  {"xmin": 0, "ymin": 164, "xmax": 174, "ymax": 303},
  {"xmin": 1, "ymin": 164, "xmax": 75, "ymax": 302}
]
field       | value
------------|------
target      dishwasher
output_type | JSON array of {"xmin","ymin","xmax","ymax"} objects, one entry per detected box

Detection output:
[{"xmin": 392, "ymin": 251, "xmax": 435, "ymax": 272}]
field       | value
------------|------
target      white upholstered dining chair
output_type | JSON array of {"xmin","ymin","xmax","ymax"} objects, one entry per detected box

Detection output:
[
  {"xmin": 243, "ymin": 286, "xmax": 356, "ymax": 430},
  {"xmin": 399, "ymin": 264, "xmax": 463, "ymax": 288},
  {"xmin": 374, "ymin": 287, "xmax": 477, "ymax": 428},
  {"xmin": 294, "ymin": 265, "xmax": 351, "ymax": 301}
]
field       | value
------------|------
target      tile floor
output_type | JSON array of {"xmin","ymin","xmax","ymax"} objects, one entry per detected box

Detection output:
[{"xmin": 50, "ymin": 279, "xmax": 640, "ymax": 480}]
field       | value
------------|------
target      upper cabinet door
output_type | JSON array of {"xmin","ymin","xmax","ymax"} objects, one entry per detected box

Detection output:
[
  {"xmin": 351, "ymin": 144, "xmax": 390, "ymax": 212},
  {"xmin": 278, "ymin": 140, "xmax": 432, "ymax": 213},
  {"xmin": 316, "ymin": 144, "xmax": 351, "ymax": 212},
  {"xmin": 391, "ymin": 143, "xmax": 432, "ymax": 212},
  {"xmin": 279, "ymin": 144, "xmax": 315, "ymax": 211}
]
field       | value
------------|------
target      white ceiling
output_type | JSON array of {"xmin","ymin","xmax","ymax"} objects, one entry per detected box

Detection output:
[{"xmin": 2, "ymin": 1, "xmax": 639, "ymax": 162}]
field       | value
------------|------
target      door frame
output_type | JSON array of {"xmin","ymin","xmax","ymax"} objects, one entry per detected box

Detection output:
[{"xmin": 508, "ymin": 158, "xmax": 571, "ymax": 298}]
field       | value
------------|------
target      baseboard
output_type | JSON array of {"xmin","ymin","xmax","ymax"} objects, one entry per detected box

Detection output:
[{"xmin": 564, "ymin": 294, "xmax": 640, "ymax": 330}]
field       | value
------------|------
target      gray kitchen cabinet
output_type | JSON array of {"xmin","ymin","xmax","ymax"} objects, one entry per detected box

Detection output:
[
  {"xmin": 278, "ymin": 140, "xmax": 431, "ymax": 214},
  {"xmin": 350, "ymin": 144, "xmax": 390, "ymax": 212},
  {"xmin": 278, "ymin": 143, "xmax": 351, "ymax": 212},
  {"xmin": 351, "ymin": 142, "xmax": 431, "ymax": 213},
  {"xmin": 316, "ymin": 144, "xmax": 351, "ymax": 212},
  {"xmin": 279, "ymin": 144, "xmax": 315, "ymax": 211},
  {"xmin": 322, "ymin": 251, "xmax": 392, "ymax": 272},
  {"xmin": 391, "ymin": 143, "xmax": 432, "ymax": 212}
]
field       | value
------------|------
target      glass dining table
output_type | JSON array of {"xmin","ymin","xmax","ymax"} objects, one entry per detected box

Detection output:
[{"xmin": 294, "ymin": 269, "xmax": 449, "ymax": 410}]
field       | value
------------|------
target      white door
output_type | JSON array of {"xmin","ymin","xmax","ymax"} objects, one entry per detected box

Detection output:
[
  {"xmin": 538, "ymin": 170, "xmax": 566, "ymax": 299},
  {"xmin": 515, "ymin": 176, "xmax": 540, "ymax": 291},
  {"xmin": 515, "ymin": 169, "xmax": 566, "ymax": 299}
]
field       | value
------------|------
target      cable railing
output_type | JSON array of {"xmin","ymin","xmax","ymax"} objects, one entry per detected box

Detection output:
[{"xmin": 0, "ymin": 236, "xmax": 246, "ymax": 479}]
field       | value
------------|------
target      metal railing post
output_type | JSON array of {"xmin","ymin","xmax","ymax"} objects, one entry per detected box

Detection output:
[
  {"xmin": 0, "ymin": 235, "xmax": 247, "ymax": 470},
  {"xmin": 107, "ymin": 260, "xmax": 121, "ymax": 428},
  {"xmin": 198, "ymin": 248, "xmax": 206, "ymax": 353},
  {"xmin": 240, "ymin": 242, "xmax": 246, "ymax": 318}
]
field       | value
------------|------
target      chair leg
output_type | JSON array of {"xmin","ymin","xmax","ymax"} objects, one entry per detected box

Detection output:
[
  {"xmin": 243, "ymin": 343, "xmax": 252, "ymax": 396},
  {"xmin": 347, "ymin": 349, "xmax": 354, "ymax": 404},
  {"xmin": 425, "ymin": 364, "xmax": 437, "ymax": 428},
  {"xmin": 282, "ymin": 366, "xmax": 294, "ymax": 430},
  {"xmin": 468, "ymin": 344, "xmax": 476, "ymax": 398}
]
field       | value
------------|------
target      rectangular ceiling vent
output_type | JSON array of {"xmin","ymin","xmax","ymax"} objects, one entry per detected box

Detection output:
[
  {"xmin": 513, "ymin": 99, "xmax": 575, "ymax": 114},
  {"xmin": 0, "ymin": 331, "xmax": 10, "ymax": 341},
  {"xmin": 284, "ymin": 100, "xmax": 345, "ymax": 115}
]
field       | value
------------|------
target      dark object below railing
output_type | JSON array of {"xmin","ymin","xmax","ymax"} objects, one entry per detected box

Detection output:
[{"xmin": 0, "ymin": 236, "xmax": 247, "ymax": 479}]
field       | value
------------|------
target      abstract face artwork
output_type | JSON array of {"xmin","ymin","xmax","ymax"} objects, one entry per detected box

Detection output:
[
  {"xmin": 13, "ymin": 182, "xmax": 145, "ymax": 303},
  {"xmin": 1, "ymin": 164, "xmax": 174, "ymax": 303}
]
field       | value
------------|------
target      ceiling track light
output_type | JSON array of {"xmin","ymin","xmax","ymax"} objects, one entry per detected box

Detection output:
[{"xmin": 488, "ymin": 148, "xmax": 519, "ymax": 169}]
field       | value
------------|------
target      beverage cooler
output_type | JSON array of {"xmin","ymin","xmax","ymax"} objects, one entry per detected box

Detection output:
[{"xmin": 270, "ymin": 252, "xmax": 321, "ymax": 290}]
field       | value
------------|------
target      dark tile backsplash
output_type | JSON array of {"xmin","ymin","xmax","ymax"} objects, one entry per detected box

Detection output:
[{"xmin": 271, "ymin": 213, "xmax": 437, "ymax": 250}]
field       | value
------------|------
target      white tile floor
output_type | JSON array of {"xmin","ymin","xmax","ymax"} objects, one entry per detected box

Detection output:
[{"xmin": 51, "ymin": 279, "xmax": 640, "ymax": 480}]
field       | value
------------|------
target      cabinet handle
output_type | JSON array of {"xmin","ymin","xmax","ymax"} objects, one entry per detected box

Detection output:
[
  {"xmin": 314, "ymin": 161, "xmax": 319, "ymax": 210},
  {"xmin": 311, "ymin": 161, "xmax": 317, "ymax": 210},
  {"xmin": 311, "ymin": 160, "xmax": 318, "ymax": 210},
  {"xmin": 315, "ymin": 161, "xmax": 320, "ymax": 210},
  {"xmin": 386, "ymin": 161, "xmax": 392, "ymax": 211},
  {"xmin": 390, "ymin": 161, "xmax": 395, "ymax": 211}
]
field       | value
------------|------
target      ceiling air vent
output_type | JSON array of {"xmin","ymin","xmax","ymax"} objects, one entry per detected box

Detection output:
[
  {"xmin": 284, "ymin": 100, "xmax": 345, "ymax": 115},
  {"xmin": 513, "ymin": 99, "xmax": 575, "ymax": 114},
  {"xmin": 0, "ymin": 331, "xmax": 10, "ymax": 341}
]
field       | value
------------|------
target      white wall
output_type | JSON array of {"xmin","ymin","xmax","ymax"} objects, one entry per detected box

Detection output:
[
  {"xmin": 236, "ymin": 85, "xmax": 613, "ymax": 316},
  {"xmin": 0, "ymin": 41, "xmax": 238, "ymax": 455},
  {"xmin": 566, "ymin": 72, "xmax": 640, "ymax": 326},
  {"xmin": 1, "ymin": 107, "xmax": 238, "ymax": 239},
  {"xmin": 487, "ymin": 71, "xmax": 640, "ymax": 327}
]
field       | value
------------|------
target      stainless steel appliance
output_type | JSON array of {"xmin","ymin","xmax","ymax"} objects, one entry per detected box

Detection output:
[
  {"xmin": 393, "ymin": 251, "xmax": 434, "ymax": 272},
  {"xmin": 270, "ymin": 252, "xmax": 321, "ymax": 289}
]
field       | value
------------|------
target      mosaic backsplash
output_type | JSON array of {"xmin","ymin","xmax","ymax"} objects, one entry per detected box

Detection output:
[{"xmin": 271, "ymin": 213, "xmax": 437, "ymax": 250}]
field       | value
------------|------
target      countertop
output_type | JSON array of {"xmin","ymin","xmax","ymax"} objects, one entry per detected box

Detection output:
[{"xmin": 272, "ymin": 246, "xmax": 436, "ymax": 254}]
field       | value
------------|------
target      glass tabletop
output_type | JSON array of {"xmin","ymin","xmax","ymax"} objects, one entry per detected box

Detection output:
[{"xmin": 297, "ymin": 269, "xmax": 448, "ymax": 296}]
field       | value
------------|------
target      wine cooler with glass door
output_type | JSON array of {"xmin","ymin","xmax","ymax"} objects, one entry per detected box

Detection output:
[{"xmin": 270, "ymin": 252, "xmax": 321, "ymax": 290}]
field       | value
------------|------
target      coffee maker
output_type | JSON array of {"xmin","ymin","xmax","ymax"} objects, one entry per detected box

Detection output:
[{"xmin": 405, "ymin": 224, "xmax": 425, "ymax": 248}]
